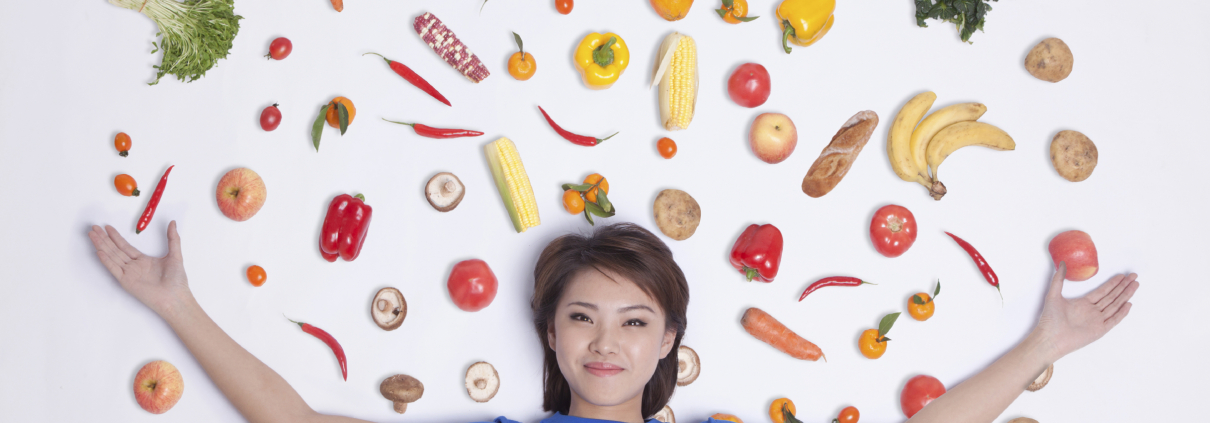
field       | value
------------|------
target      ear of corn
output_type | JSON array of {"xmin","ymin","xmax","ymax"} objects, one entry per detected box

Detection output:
[
  {"xmin": 653, "ymin": 33, "xmax": 698, "ymax": 131},
  {"xmin": 485, "ymin": 137, "xmax": 540, "ymax": 232}
]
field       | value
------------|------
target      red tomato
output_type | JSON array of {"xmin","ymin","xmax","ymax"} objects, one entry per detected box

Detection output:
[
  {"xmin": 727, "ymin": 63, "xmax": 770, "ymax": 108},
  {"xmin": 837, "ymin": 406, "xmax": 859, "ymax": 423},
  {"xmin": 556, "ymin": 0, "xmax": 573, "ymax": 14},
  {"xmin": 870, "ymin": 204, "xmax": 917, "ymax": 258},
  {"xmin": 260, "ymin": 104, "xmax": 281, "ymax": 131},
  {"xmin": 268, "ymin": 37, "xmax": 292, "ymax": 60},
  {"xmin": 448, "ymin": 259, "xmax": 498, "ymax": 312},
  {"xmin": 900, "ymin": 375, "xmax": 946, "ymax": 418},
  {"xmin": 657, "ymin": 137, "xmax": 677, "ymax": 159}
]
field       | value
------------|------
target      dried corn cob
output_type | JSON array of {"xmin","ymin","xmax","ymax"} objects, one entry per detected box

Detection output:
[
  {"xmin": 414, "ymin": 12, "xmax": 490, "ymax": 83},
  {"xmin": 652, "ymin": 32, "xmax": 698, "ymax": 131},
  {"xmin": 485, "ymin": 137, "xmax": 540, "ymax": 232}
]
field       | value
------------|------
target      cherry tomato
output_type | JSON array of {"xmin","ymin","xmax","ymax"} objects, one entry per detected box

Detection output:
[
  {"xmin": 556, "ymin": 0, "xmax": 573, "ymax": 14},
  {"xmin": 114, "ymin": 132, "xmax": 131, "ymax": 157},
  {"xmin": 447, "ymin": 259, "xmax": 498, "ymax": 312},
  {"xmin": 870, "ymin": 204, "xmax": 917, "ymax": 258},
  {"xmin": 267, "ymin": 37, "xmax": 292, "ymax": 60},
  {"xmin": 657, "ymin": 137, "xmax": 677, "ymax": 159},
  {"xmin": 114, "ymin": 174, "xmax": 139, "ymax": 197},
  {"xmin": 260, "ymin": 104, "xmax": 281, "ymax": 131},
  {"xmin": 246, "ymin": 265, "xmax": 267, "ymax": 287},
  {"xmin": 727, "ymin": 63, "xmax": 771, "ymax": 108},
  {"xmin": 836, "ymin": 406, "xmax": 859, "ymax": 423},
  {"xmin": 900, "ymin": 375, "xmax": 946, "ymax": 418}
]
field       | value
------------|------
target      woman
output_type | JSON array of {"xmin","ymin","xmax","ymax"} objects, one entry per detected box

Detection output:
[{"xmin": 88, "ymin": 221, "xmax": 1138, "ymax": 423}]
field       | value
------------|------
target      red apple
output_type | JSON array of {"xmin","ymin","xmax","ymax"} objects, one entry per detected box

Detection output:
[
  {"xmin": 1049, "ymin": 230, "xmax": 1099, "ymax": 281},
  {"xmin": 749, "ymin": 113, "xmax": 797, "ymax": 164},
  {"xmin": 133, "ymin": 360, "xmax": 183, "ymax": 414},
  {"xmin": 216, "ymin": 168, "xmax": 267, "ymax": 221}
]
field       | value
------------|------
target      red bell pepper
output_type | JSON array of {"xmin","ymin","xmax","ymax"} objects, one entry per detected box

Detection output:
[
  {"xmin": 319, "ymin": 193, "xmax": 373, "ymax": 262},
  {"xmin": 730, "ymin": 224, "xmax": 784, "ymax": 282}
]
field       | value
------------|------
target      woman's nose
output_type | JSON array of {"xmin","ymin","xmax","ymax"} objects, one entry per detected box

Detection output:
[{"xmin": 589, "ymin": 324, "xmax": 619, "ymax": 355}]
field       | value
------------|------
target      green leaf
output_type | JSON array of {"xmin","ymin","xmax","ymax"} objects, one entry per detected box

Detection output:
[
  {"xmin": 735, "ymin": 15, "xmax": 759, "ymax": 22},
  {"xmin": 715, "ymin": 8, "xmax": 729, "ymax": 19},
  {"xmin": 595, "ymin": 190, "xmax": 613, "ymax": 213},
  {"xmin": 782, "ymin": 405, "xmax": 803, "ymax": 423},
  {"xmin": 562, "ymin": 183, "xmax": 595, "ymax": 192},
  {"xmin": 878, "ymin": 312, "xmax": 901, "ymax": 337},
  {"xmin": 933, "ymin": 280, "xmax": 942, "ymax": 298},
  {"xmin": 583, "ymin": 207, "xmax": 595, "ymax": 226},
  {"xmin": 312, "ymin": 105, "xmax": 330, "ymax": 151},
  {"xmin": 585, "ymin": 201, "xmax": 615, "ymax": 218},
  {"xmin": 912, "ymin": 294, "xmax": 927, "ymax": 305},
  {"xmin": 721, "ymin": 0, "xmax": 734, "ymax": 7},
  {"xmin": 513, "ymin": 32, "xmax": 524, "ymax": 56},
  {"xmin": 337, "ymin": 102, "xmax": 349, "ymax": 135}
]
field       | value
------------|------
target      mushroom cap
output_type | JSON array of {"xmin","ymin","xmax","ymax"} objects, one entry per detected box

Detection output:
[
  {"xmin": 425, "ymin": 172, "xmax": 465, "ymax": 212},
  {"xmin": 653, "ymin": 405, "xmax": 675, "ymax": 423},
  {"xmin": 1026, "ymin": 364, "xmax": 1053, "ymax": 392},
  {"xmin": 675, "ymin": 345, "xmax": 700, "ymax": 386},
  {"xmin": 371, "ymin": 287, "xmax": 407, "ymax": 331},
  {"xmin": 464, "ymin": 361, "xmax": 500, "ymax": 402},
  {"xmin": 380, "ymin": 374, "xmax": 424, "ymax": 413}
]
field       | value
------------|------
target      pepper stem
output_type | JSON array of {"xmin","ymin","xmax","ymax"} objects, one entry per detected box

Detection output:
[
  {"xmin": 743, "ymin": 267, "xmax": 759, "ymax": 281},
  {"xmin": 362, "ymin": 52, "xmax": 391, "ymax": 64},
  {"xmin": 355, "ymin": 193, "xmax": 366, "ymax": 202},
  {"xmin": 592, "ymin": 37, "xmax": 617, "ymax": 67},
  {"xmin": 781, "ymin": 20, "xmax": 795, "ymax": 54},
  {"xmin": 595, "ymin": 132, "xmax": 619, "ymax": 144},
  {"xmin": 284, "ymin": 314, "xmax": 305, "ymax": 328},
  {"xmin": 382, "ymin": 118, "xmax": 415, "ymax": 128}
]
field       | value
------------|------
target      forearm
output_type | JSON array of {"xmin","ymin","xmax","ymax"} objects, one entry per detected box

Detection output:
[
  {"xmin": 162, "ymin": 295, "xmax": 365, "ymax": 423},
  {"xmin": 906, "ymin": 331, "xmax": 1055, "ymax": 423}
]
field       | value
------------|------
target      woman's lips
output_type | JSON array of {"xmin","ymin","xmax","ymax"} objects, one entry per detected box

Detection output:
[{"xmin": 584, "ymin": 362, "xmax": 624, "ymax": 377}]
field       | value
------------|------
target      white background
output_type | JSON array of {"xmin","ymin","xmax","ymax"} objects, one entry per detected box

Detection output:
[{"xmin": 1, "ymin": 0, "xmax": 1207, "ymax": 422}]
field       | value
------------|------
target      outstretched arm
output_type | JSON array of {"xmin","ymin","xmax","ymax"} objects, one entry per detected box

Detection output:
[
  {"xmin": 89, "ymin": 222, "xmax": 370, "ymax": 423},
  {"xmin": 907, "ymin": 262, "xmax": 1139, "ymax": 423}
]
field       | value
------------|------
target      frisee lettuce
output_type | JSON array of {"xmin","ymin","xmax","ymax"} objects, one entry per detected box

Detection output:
[{"xmin": 110, "ymin": 0, "xmax": 243, "ymax": 85}]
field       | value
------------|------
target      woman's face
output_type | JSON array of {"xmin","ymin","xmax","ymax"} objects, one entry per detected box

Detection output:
[{"xmin": 548, "ymin": 267, "xmax": 677, "ymax": 410}]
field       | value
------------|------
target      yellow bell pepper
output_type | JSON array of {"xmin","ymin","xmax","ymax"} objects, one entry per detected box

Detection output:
[
  {"xmin": 776, "ymin": 0, "xmax": 835, "ymax": 54},
  {"xmin": 574, "ymin": 33, "xmax": 630, "ymax": 90}
]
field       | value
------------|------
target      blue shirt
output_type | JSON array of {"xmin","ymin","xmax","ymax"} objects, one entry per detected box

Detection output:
[{"xmin": 483, "ymin": 411, "xmax": 723, "ymax": 423}]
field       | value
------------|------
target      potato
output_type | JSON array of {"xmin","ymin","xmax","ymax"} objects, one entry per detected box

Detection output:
[
  {"xmin": 1050, "ymin": 130, "xmax": 1098, "ymax": 182},
  {"xmin": 653, "ymin": 189, "xmax": 700, "ymax": 241},
  {"xmin": 1025, "ymin": 37, "xmax": 1074, "ymax": 82}
]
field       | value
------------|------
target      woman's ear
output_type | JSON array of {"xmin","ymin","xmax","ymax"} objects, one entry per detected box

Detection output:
[
  {"xmin": 547, "ymin": 323, "xmax": 557, "ymax": 351},
  {"xmin": 660, "ymin": 328, "xmax": 677, "ymax": 359}
]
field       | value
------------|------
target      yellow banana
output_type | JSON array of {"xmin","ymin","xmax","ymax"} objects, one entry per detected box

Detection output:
[
  {"xmin": 926, "ymin": 121, "xmax": 1016, "ymax": 181},
  {"xmin": 887, "ymin": 91, "xmax": 936, "ymax": 188},
  {"xmin": 910, "ymin": 102, "xmax": 986, "ymax": 179}
]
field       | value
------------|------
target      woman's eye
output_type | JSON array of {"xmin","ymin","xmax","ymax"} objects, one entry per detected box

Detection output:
[
  {"xmin": 625, "ymin": 319, "xmax": 647, "ymax": 327},
  {"xmin": 571, "ymin": 313, "xmax": 592, "ymax": 323}
]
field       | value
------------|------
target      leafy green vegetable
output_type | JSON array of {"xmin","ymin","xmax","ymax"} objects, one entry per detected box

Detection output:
[
  {"xmin": 914, "ymin": 0, "xmax": 997, "ymax": 43},
  {"xmin": 110, "ymin": 0, "xmax": 243, "ymax": 85}
]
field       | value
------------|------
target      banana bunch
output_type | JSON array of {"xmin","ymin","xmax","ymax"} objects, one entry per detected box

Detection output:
[{"xmin": 887, "ymin": 91, "xmax": 1015, "ymax": 200}]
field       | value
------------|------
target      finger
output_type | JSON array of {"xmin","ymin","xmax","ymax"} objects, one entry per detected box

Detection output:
[
  {"xmin": 95, "ymin": 226, "xmax": 132, "ymax": 264},
  {"xmin": 1086, "ymin": 273, "xmax": 1125, "ymax": 305},
  {"xmin": 96, "ymin": 250, "xmax": 124, "ymax": 279},
  {"xmin": 1046, "ymin": 262, "xmax": 1067, "ymax": 299},
  {"xmin": 1101, "ymin": 279, "xmax": 1139, "ymax": 318},
  {"xmin": 105, "ymin": 224, "xmax": 143, "ymax": 259},
  {"xmin": 1105, "ymin": 302, "xmax": 1133, "ymax": 329},
  {"xmin": 1096, "ymin": 275, "xmax": 1132, "ymax": 311},
  {"xmin": 167, "ymin": 220, "xmax": 183, "ymax": 260}
]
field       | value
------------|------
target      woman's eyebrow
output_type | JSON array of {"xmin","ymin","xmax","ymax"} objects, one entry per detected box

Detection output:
[
  {"xmin": 618, "ymin": 305, "xmax": 654, "ymax": 313},
  {"xmin": 567, "ymin": 301, "xmax": 597, "ymax": 310}
]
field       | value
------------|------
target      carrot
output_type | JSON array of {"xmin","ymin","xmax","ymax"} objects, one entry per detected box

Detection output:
[
  {"xmin": 741, "ymin": 307, "xmax": 825, "ymax": 361},
  {"xmin": 330, "ymin": 0, "xmax": 343, "ymax": 12}
]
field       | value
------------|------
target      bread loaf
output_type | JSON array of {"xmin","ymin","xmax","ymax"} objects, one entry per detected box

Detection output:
[{"xmin": 802, "ymin": 111, "xmax": 879, "ymax": 197}]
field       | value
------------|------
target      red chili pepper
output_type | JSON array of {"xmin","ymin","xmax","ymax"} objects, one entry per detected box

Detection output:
[
  {"xmin": 944, "ymin": 231, "xmax": 1002, "ymax": 297},
  {"xmin": 538, "ymin": 106, "xmax": 617, "ymax": 146},
  {"xmin": 798, "ymin": 276, "xmax": 875, "ymax": 301},
  {"xmin": 382, "ymin": 118, "xmax": 483, "ymax": 138},
  {"xmin": 729, "ymin": 224, "xmax": 784, "ymax": 282},
  {"xmin": 364, "ymin": 52, "xmax": 451, "ymax": 107},
  {"xmin": 135, "ymin": 165, "xmax": 173, "ymax": 234},
  {"xmin": 319, "ymin": 193, "xmax": 373, "ymax": 262},
  {"xmin": 285, "ymin": 316, "xmax": 347, "ymax": 381}
]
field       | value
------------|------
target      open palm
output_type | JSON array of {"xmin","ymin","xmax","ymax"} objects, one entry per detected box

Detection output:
[
  {"xmin": 1036, "ymin": 262, "xmax": 1139, "ymax": 361},
  {"xmin": 88, "ymin": 221, "xmax": 190, "ymax": 317}
]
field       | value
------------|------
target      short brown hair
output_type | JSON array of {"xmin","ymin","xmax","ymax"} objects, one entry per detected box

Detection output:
[{"xmin": 531, "ymin": 223, "xmax": 689, "ymax": 418}]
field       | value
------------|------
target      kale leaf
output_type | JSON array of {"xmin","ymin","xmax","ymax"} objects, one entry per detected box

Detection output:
[{"xmin": 914, "ymin": 0, "xmax": 998, "ymax": 44}]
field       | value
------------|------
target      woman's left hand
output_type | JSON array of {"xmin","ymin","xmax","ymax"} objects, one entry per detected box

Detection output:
[{"xmin": 88, "ymin": 221, "xmax": 192, "ymax": 318}]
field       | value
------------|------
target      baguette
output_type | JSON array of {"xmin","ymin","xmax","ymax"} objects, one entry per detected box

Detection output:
[{"xmin": 802, "ymin": 111, "xmax": 879, "ymax": 197}]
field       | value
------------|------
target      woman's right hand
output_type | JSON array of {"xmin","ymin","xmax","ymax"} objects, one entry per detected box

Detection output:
[
  {"xmin": 88, "ymin": 221, "xmax": 192, "ymax": 318},
  {"xmin": 1032, "ymin": 262, "xmax": 1139, "ymax": 363}
]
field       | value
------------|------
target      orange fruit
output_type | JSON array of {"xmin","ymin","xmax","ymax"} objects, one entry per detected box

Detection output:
[
  {"xmin": 325, "ymin": 96, "xmax": 357, "ymax": 128},
  {"xmin": 508, "ymin": 52, "xmax": 536, "ymax": 81},
  {"xmin": 649, "ymin": 0, "xmax": 694, "ymax": 21},
  {"xmin": 246, "ymin": 265, "xmax": 267, "ymax": 287},
  {"xmin": 582, "ymin": 173, "xmax": 609, "ymax": 203},
  {"xmin": 563, "ymin": 189, "xmax": 585, "ymax": 214},
  {"xmin": 769, "ymin": 398, "xmax": 796, "ymax": 423},
  {"xmin": 858, "ymin": 328, "xmax": 886, "ymax": 359},
  {"xmin": 720, "ymin": 0, "xmax": 749, "ymax": 24},
  {"xmin": 908, "ymin": 293, "xmax": 935, "ymax": 321},
  {"xmin": 711, "ymin": 414, "xmax": 743, "ymax": 423}
]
